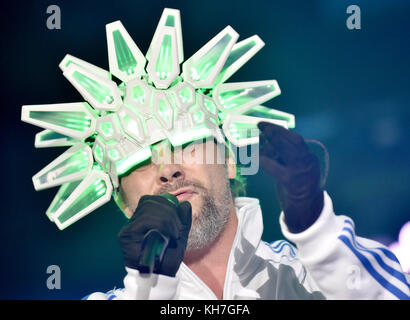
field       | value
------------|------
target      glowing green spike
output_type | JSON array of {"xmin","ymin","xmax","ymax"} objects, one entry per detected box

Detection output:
[
  {"xmin": 214, "ymin": 80, "xmax": 281, "ymax": 114},
  {"xmin": 32, "ymin": 143, "xmax": 92, "ymax": 190},
  {"xmin": 147, "ymin": 8, "xmax": 183, "ymax": 63},
  {"xmin": 54, "ymin": 177, "xmax": 108, "ymax": 228},
  {"xmin": 28, "ymin": 111, "xmax": 92, "ymax": 132},
  {"xmin": 245, "ymin": 105, "xmax": 295, "ymax": 128},
  {"xmin": 155, "ymin": 34, "xmax": 173, "ymax": 80},
  {"xmin": 218, "ymin": 85, "xmax": 272, "ymax": 110},
  {"xmin": 21, "ymin": 102, "xmax": 98, "ymax": 140},
  {"xmin": 59, "ymin": 54, "xmax": 111, "ymax": 80},
  {"xmin": 37, "ymin": 130, "xmax": 75, "ymax": 143},
  {"xmin": 106, "ymin": 21, "xmax": 147, "ymax": 82},
  {"xmin": 36, "ymin": 149, "xmax": 89, "ymax": 184},
  {"xmin": 219, "ymin": 40, "xmax": 256, "ymax": 80},
  {"xmin": 35, "ymin": 129, "xmax": 77, "ymax": 148},
  {"xmin": 214, "ymin": 35, "xmax": 264, "ymax": 85},
  {"xmin": 190, "ymin": 33, "xmax": 232, "ymax": 82},
  {"xmin": 113, "ymin": 30, "xmax": 138, "ymax": 76},
  {"xmin": 147, "ymin": 27, "xmax": 180, "ymax": 89},
  {"xmin": 183, "ymin": 26, "xmax": 238, "ymax": 88},
  {"xmin": 46, "ymin": 180, "xmax": 82, "ymax": 221},
  {"xmin": 72, "ymin": 71, "xmax": 114, "ymax": 105}
]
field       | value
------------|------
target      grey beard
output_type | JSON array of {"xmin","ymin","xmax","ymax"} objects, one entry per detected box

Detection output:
[
  {"xmin": 186, "ymin": 180, "xmax": 232, "ymax": 251},
  {"xmin": 152, "ymin": 169, "xmax": 233, "ymax": 251}
]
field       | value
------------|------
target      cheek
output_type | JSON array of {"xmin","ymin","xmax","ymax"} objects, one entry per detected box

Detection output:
[
  {"xmin": 189, "ymin": 164, "xmax": 228, "ymax": 198},
  {"xmin": 121, "ymin": 172, "xmax": 156, "ymax": 207}
]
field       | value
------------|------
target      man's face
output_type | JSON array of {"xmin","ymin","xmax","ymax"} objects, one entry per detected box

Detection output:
[{"xmin": 119, "ymin": 139, "xmax": 236, "ymax": 250}]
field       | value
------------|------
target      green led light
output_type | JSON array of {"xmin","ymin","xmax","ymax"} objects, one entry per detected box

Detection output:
[
  {"xmin": 92, "ymin": 163, "xmax": 104, "ymax": 171},
  {"xmin": 215, "ymin": 39, "xmax": 256, "ymax": 85},
  {"xmin": 169, "ymin": 126, "xmax": 212, "ymax": 146},
  {"xmin": 165, "ymin": 14, "xmax": 175, "ymax": 27},
  {"xmin": 123, "ymin": 114, "xmax": 140, "ymax": 137},
  {"xmin": 108, "ymin": 148, "xmax": 121, "ymax": 161},
  {"xmin": 192, "ymin": 110, "xmax": 205, "ymax": 124},
  {"xmin": 39, "ymin": 130, "xmax": 75, "ymax": 142},
  {"xmin": 115, "ymin": 146, "xmax": 152, "ymax": 175},
  {"xmin": 209, "ymin": 117, "xmax": 218, "ymax": 125},
  {"xmin": 218, "ymin": 111, "xmax": 226, "ymax": 122},
  {"xmin": 178, "ymin": 87, "xmax": 193, "ymax": 104},
  {"xmin": 155, "ymin": 34, "xmax": 173, "ymax": 80},
  {"xmin": 46, "ymin": 180, "xmax": 82, "ymax": 221},
  {"xmin": 72, "ymin": 71, "xmax": 114, "ymax": 104},
  {"xmin": 113, "ymin": 30, "xmax": 138, "ymax": 76},
  {"xmin": 203, "ymin": 98, "xmax": 217, "ymax": 115},
  {"xmin": 55, "ymin": 178, "xmax": 107, "ymax": 227},
  {"xmin": 37, "ymin": 148, "xmax": 90, "ymax": 185},
  {"xmin": 245, "ymin": 105, "xmax": 295, "ymax": 128},
  {"xmin": 100, "ymin": 121, "xmax": 114, "ymax": 138},
  {"xmin": 29, "ymin": 111, "xmax": 92, "ymax": 132},
  {"xmin": 94, "ymin": 144, "xmax": 104, "ymax": 163},
  {"xmin": 190, "ymin": 33, "xmax": 232, "ymax": 82},
  {"xmin": 158, "ymin": 99, "xmax": 172, "ymax": 123},
  {"xmin": 218, "ymin": 84, "xmax": 275, "ymax": 110},
  {"xmin": 131, "ymin": 85, "xmax": 146, "ymax": 104}
]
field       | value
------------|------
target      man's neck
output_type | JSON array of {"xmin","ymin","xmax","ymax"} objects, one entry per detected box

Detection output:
[{"xmin": 183, "ymin": 200, "xmax": 238, "ymax": 299}]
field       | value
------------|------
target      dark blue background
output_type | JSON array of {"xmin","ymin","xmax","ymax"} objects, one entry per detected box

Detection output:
[{"xmin": 1, "ymin": 0, "xmax": 409, "ymax": 299}]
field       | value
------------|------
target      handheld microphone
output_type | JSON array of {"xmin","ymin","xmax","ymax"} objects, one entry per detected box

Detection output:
[{"xmin": 137, "ymin": 193, "xmax": 180, "ymax": 274}]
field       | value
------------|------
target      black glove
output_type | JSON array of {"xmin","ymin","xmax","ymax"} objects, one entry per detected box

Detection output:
[
  {"xmin": 257, "ymin": 122, "xmax": 324, "ymax": 233},
  {"xmin": 118, "ymin": 194, "xmax": 192, "ymax": 277}
]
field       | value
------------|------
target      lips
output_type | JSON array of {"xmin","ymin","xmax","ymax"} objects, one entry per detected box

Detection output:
[{"xmin": 170, "ymin": 188, "xmax": 197, "ymax": 202}]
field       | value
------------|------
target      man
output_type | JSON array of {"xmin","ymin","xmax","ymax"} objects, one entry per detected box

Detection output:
[
  {"xmin": 84, "ymin": 122, "xmax": 410, "ymax": 300},
  {"xmin": 21, "ymin": 8, "xmax": 409, "ymax": 300}
]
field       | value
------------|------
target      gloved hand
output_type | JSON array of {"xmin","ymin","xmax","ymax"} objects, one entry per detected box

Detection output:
[
  {"xmin": 118, "ymin": 194, "xmax": 192, "ymax": 277},
  {"xmin": 257, "ymin": 122, "xmax": 324, "ymax": 233}
]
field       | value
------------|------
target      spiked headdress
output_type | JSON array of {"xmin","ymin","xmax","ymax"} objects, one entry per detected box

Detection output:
[{"xmin": 21, "ymin": 8, "xmax": 294, "ymax": 230}]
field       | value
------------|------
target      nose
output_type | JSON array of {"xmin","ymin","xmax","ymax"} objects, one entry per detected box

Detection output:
[
  {"xmin": 158, "ymin": 164, "xmax": 185, "ymax": 183},
  {"xmin": 151, "ymin": 139, "xmax": 186, "ymax": 184}
]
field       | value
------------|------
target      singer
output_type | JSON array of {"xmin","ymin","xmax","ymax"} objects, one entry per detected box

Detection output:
[{"xmin": 21, "ymin": 8, "xmax": 410, "ymax": 300}]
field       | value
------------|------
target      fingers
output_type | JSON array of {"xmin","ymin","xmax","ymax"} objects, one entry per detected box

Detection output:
[
  {"xmin": 138, "ymin": 194, "xmax": 178, "ymax": 210},
  {"xmin": 259, "ymin": 155, "xmax": 289, "ymax": 185},
  {"xmin": 177, "ymin": 201, "xmax": 192, "ymax": 237},
  {"xmin": 177, "ymin": 201, "xmax": 192, "ymax": 226},
  {"xmin": 127, "ymin": 196, "xmax": 183, "ymax": 240},
  {"xmin": 258, "ymin": 121, "xmax": 310, "ymax": 165},
  {"xmin": 259, "ymin": 133, "xmax": 281, "ymax": 163}
]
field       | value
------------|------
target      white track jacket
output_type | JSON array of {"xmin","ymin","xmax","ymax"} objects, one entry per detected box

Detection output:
[{"xmin": 84, "ymin": 191, "xmax": 410, "ymax": 300}]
